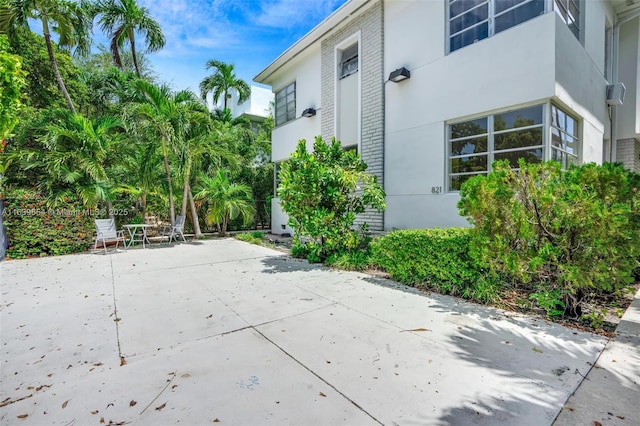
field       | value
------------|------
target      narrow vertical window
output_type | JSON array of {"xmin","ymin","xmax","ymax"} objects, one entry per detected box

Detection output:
[
  {"xmin": 339, "ymin": 44, "xmax": 358, "ymax": 79},
  {"xmin": 275, "ymin": 82, "xmax": 296, "ymax": 126}
]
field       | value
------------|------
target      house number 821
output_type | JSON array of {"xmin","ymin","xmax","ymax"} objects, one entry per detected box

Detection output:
[{"xmin": 431, "ymin": 186, "xmax": 442, "ymax": 194}]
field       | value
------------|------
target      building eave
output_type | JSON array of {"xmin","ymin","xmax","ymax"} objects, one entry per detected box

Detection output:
[{"xmin": 253, "ymin": 0, "xmax": 373, "ymax": 86}]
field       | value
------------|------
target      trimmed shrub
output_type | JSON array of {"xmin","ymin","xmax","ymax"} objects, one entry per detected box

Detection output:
[
  {"xmin": 458, "ymin": 160, "xmax": 640, "ymax": 316},
  {"xmin": 370, "ymin": 228, "xmax": 499, "ymax": 302},
  {"xmin": 3, "ymin": 188, "xmax": 94, "ymax": 258},
  {"xmin": 278, "ymin": 136, "xmax": 385, "ymax": 262}
]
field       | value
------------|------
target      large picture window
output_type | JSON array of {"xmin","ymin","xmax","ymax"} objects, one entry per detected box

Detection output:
[
  {"xmin": 448, "ymin": 104, "xmax": 578, "ymax": 191},
  {"xmin": 275, "ymin": 82, "xmax": 296, "ymax": 126},
  {"xmin": 448, "ymin": 0, "xmax": 545, "ymax": 52}
]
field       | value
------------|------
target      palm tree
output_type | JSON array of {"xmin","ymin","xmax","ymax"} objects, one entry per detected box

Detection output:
[
  {"xmin": 9, "ymin": 112, "xmax": 122, "ymax": 206},
  {"xmin": 195, "ymin": 169, "xmax": 254, "ymax": 237},
  {"xmin": 94, "ymin": 0, "xmax": 164, "ymax": 78},
  {"xmin": 126, "ymin": 79, "xmax": 203, "ymax": 226},
  {"xmin": 0, "ymin": 0, "xmax": 92, "ymax": 113},
  {"xmin": 199, "ymin": 60, "xmax": 251, "ymax": 111}
]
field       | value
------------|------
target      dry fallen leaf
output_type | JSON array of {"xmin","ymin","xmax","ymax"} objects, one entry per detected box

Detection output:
[
  {"xmin": 61, "ymin": 400, "xmax": 69, "ymax": 409},
  {"xmin": 17, "ymin": 414, "xmax": 28, "ymax": 419},
  {"xmin": 319, "ymin": 392, "xmax": 326, "ymax": 397},
  {"xmin": 155, "ymin": 402, "xmax": 166, "ymax": 411},
  {"xmin": 401, "ymin": 328, "xmax": 431, "ymax": 332},
  {"xmin": 91, "ymin": 410, "xmax": 99, "ymax": 415},
  {"xmin": 100, "ymin": 417, "xmax": 105, "ymax": 424},
  {"xmin": 120, "ymin": 356, "xmax": 127, "ymax": 366},
  {"xmin": 129, "ymin": 400, "xmax": 137, "ymax": 407},
  {"xmin": 594, "ymin": 421, "xmax": 603, "ymax": 426},
  {"xmin": 212, "ymin": 419, "xmax": 220, "ymax": 423}
]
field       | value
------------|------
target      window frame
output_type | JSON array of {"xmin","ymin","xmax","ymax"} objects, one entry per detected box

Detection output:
[
  {"xmin": 554, "ymin": 0, "xmax": 580, "ymax": 40},
  {"xmin": 447, "ymin": 0, "xmax": 548, "ymax": 53},
  {"xmin": 274, "ymin": 82, "xmax": 296, "ymax": 127},
  {"xmin": 339, "ymin": 43, "xmax": 359, "ymax": 79},
  {"xmin": 446, "ymin": 102, "xmax": 580, "ymax": 192}
]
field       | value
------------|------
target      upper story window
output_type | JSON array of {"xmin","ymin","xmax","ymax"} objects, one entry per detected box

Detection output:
[
  {"xmin": 448, "ymin": 0, "xmax": 545, "ymax": 53},
  {"xmin": 275, "ymin": 82, "xmax": 296, "ymax": 126},
  {"xmin": 554, "ymin": 0, "xmax": 580, "ymax": 40},
  {"xmin": 339, "ymin": 44, "xmax": 359, "ymax": 79},
  {"xmin": 447, "ymin": 104, "xmax": 579, "ymax": 191}
]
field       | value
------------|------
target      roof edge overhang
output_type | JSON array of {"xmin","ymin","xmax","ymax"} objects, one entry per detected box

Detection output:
[{"xmin": 253, "ymin": 0, "xmax": 373, "ymax": 85}]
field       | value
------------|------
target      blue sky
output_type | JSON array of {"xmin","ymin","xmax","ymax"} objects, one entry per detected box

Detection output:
[{"xmin": 95, "ymin": 0, "xmax": 349, "ymax": 94}]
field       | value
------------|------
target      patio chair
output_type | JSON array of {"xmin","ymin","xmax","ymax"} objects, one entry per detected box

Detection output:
[
  {"xmin": 161, "ymin": 215, "xmax": 187, "ymax": 244},
  {"xmin": 94, "ymin": 219, "xmax": 127, "ymax": 254}
]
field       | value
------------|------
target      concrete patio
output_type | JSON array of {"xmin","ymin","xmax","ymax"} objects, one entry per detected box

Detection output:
[{"xmin": 0, "ymin": 239, "xmax": 637, "ymax": 425}]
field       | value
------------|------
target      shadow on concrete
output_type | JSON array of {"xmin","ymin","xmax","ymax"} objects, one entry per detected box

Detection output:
[{"xmin": 259, "ymin": 255, "xmax": 322, "ymax": 274}]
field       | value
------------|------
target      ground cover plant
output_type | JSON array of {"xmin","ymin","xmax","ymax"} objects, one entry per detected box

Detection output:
[{"xmin": 3, "ymin": 188, "xmax": 94, "ymax": 258}]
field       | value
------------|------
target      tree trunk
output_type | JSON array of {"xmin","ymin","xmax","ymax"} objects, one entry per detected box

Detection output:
[
  {"xmin": 161, "ymin": 138, "xmax": 176, "ymax": 226},
  {"xmin": 41, "ymin": 17, "xmax": 76, "ymax": 113},
  {"xmin": 141, "ymin": 192, "xmax": 147, "ymax": 223},
  {"xmin": 181, "ymin": 180, "xmax": 189, "ymax": 217},
  {"xmin": 106, "ymin": 200, "xmax": 115, "ymax": 221},
  {"xmin": 129, "ymin": 31, "xmax": 141, "ymax": 78},
  {"xmin": 187, "ymin": 185, "xmax": 202, "ymax": 237}
]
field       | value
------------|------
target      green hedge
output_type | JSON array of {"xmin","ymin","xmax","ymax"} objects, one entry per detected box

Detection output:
[
  {"xmin": 370, "ymin": 228, "xmax": 500, "ymax": 302},
  {"xmin": 3, "ymin": 188, "xmax": 94, "ymax": 258}
]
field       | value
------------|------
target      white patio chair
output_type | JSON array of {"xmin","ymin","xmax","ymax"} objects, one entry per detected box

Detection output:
[
  {"xmin": 94, "ymin": 219, "xmax": 127, "ymax": 254},
  {"xmin": 161, "ymin": 215, "xmax": 187, "ymax": 244}
]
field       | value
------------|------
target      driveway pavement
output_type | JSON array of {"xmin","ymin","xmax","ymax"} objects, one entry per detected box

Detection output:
[{"xmin": 0, "ymin": 239, "xmax": 635, "ymax": 425}]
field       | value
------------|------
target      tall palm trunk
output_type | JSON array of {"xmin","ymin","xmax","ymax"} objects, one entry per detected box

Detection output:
[
  {"xmin": 188, "ymin": 187, "xmax": 201, "ymax": 237},
  {"xmin": 161, "ymin": 138, "xmax": 176, "ymax": 226},
  {"xmin": 40, "ymin": 16, "xmax": 76, "ymax": 113},
  {"xmin": 129, "ymin": 30, "xmax": 141, "ymax": 78}
]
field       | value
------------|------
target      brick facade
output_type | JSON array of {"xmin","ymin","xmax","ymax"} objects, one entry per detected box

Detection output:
[
  {"xmin": 617, "ymin": 138, "xmax": 640, "ymax": 173},
  {"xmin": 320, "ymin": 0, "xmax": 385, "ymax": 230}
]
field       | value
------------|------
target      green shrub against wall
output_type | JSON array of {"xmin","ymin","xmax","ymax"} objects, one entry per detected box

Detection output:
[
  {"xmin": 3, "ymin": 188, "xmax": 94, "ymax": 258},
  {"xmin": 370, "ymin": 228, "xmax": 500, "ymax": 303},
  {"xmin": 458, "ymin": 160, "xmax": 640, "ymax": 315}
]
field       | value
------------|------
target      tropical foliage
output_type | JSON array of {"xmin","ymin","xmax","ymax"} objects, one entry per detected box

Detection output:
[{"xmin": 1, "ymin": 1, "xmax": 272, "ymax": 257}]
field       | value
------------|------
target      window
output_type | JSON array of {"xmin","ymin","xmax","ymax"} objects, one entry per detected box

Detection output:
[
  {"xmin": 339, "ymin": 44, "xmax": 358, "ymax": 78},
  {"xmin": 448, "ymin": 0, "xmax": 545, "ymax": 52},
  {"xmin": 550, "ymin": 105, "xmax": 578, "ymax": 168},
  {"xmin": 448, "ymin": 104, "xmax": 578, "ymax": 191},
  {"xmin": 275, "ymin": 82, "xmax": 296, "ymax": 126},
  {"xmin": 554, "ymin": 0, "xmax": 580, "ymax": 40}
]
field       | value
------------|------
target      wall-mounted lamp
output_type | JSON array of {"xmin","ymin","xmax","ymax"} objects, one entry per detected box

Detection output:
[
  {"xmin": 302, "ymin": 107, "xmax": 317, "ymax": 118},
  {"xmin": 388, "ymin": 67, "xmax": 411, "ymax": 83}
]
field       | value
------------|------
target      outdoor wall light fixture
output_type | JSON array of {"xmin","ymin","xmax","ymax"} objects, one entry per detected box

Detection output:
[
  {"xmin": 388, "ymin": 67, "xmax": 410, "ymax": 83},
  {"xmin": 302, "ymin": 107, "xmax": 317, "ymax": 117}
]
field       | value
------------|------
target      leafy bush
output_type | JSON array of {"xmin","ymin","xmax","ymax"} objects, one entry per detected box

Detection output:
[
  {"xmin": 458, "ymin": 160, "xmax": 640, "ymax": 315},
  {"xmin": 278, "ymin": 136, "xmax": 385, "ymax": 262},
  {"xmin": 3, "ymin": 188, "xmax": 94, "ymax": 258},
  {"xmin": 370, "ymin": 228, "xmax": 499, "ymax": 302}
]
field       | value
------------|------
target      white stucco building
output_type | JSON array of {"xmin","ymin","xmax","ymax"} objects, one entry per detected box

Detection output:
[
  {"xmin": 255, "ymin": 0, "xmax": 640, "ymax": 234},
  {"xmin": 216, "ymin": 85, "xmax": 273, "ymax": 131}
]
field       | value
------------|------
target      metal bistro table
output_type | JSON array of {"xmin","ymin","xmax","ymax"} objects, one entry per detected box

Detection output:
[{"xmin": 123, "ymin": 224, "xmax": 156, "ymax": 249}]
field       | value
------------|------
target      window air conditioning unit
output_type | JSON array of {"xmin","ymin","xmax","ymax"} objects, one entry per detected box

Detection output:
[{"xmin": 606, "ymin": 82, "xmax": 626, "ymax": 106}]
